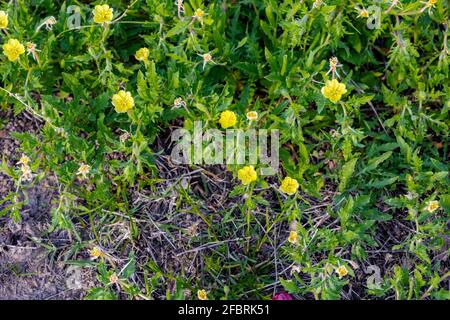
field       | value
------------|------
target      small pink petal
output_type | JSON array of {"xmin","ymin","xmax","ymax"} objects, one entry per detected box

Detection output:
[{"xmin": 272, "ymin": 292, "xmax": 293, "ymax": 300}]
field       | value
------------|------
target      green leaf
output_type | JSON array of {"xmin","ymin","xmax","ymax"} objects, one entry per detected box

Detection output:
[
  {"xmin": 339, "ymin": 158, "xmax": 358, "ymax": 192},
  {"xmin": 360, "ymin": 151, "xmax": 393, "ymax": 175}
]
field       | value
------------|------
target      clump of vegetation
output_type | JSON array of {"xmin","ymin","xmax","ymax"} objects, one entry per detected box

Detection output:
[{"xmin": 0, "ymin": 0, "xmax": 449, "ymax": 300}]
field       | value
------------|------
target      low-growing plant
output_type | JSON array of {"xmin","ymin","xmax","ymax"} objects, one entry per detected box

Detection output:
[{"xmin": 0, "ymin": 0, "xmax": 448, "ymax": 300}]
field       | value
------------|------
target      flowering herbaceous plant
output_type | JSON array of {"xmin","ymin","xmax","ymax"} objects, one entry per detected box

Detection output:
[{"xmin": 0, "ymin": 0, "xmax": 449, "ymax": 301}]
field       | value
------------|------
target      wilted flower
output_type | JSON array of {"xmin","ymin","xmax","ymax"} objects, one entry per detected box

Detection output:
[
  {"xmin": 280, "ymin": 177, "xmax": 299, "ymax": 195},
  {"xmin": 386, "ymin": 0, "xmax": 401, "ymax": 13},
  {"xmin": 218, "ymin": 110, "xmax": 237, "ymax": 129},
  {"xmin": 26, "ymin": 42, "xmax": 41, "ymax": 63},
  {"xmin": 173, "ymin": 97, "xmax": 186, "ymax": 109},
  {"xmin": 119, "ymin": 132, "xmax": 130, "ymax": 143},
  {"xmin": 20, "ymin": 165, "xmax": 33, "ymax": 182},
  {"xmin": 197, "ymin": 289, "xmax": 208, "ymax": 300},
  {"xmin": 112, "ymin": 90, "xmax": 134, "ymax": 113},
  {"xmin": 288, "ymin": 231, "xmax": 298, "ymax": 244},
  {"xmin": 77, "ymin": 163, "xmax": 91, "ymax": 179},
  {"xmin": 313, "ymin": 0, "xmax": 323, "ymax": 9},
  {"xmin": 335, "ymin": 265, "xmax": 348, "ymax": 278},
  {"xmin": 326, "ymin": 57, "xmax": 342, "ymax": 78},
  {"xmin": 36, "ymin": 16, "xmax": 57, "ymax": 32},
  {"xmin": 3, "ymin": 39, "xmax": 25, "ymax": 62},
  {"xmin": 0, "ymin": 10, "xmax": 8, "ymax": 29},
  {"xmin": 246, "ymin": 111, "xmax": 258, "ymax": 121},
  {"xmin": 93, "ymin": 4, "xmax": 113, "ymax": 24},
  {"xmin": 135, "ymin": 48, "xmax": 150, "ymax": 62},
  {"xmin": 420, "ymin": 0, "xmax": 438, "ymax": 13},
  {"xmin": 238, "ymin": 166, "xmax": 257, "ymax": 186},
  {"xmin": 89, "ymin": 246, "xmax": 105, "ymax": 260},
  {"xmin": 201, "ymin": 52, "xmax": 214, "ymax": 70},
  {"xmin": 426, "ymin": 200, "xmax": 440, "ymax": 213},
  {"xmin": 321, "ymin": 79, "xmax": 347, "ymax": 103},
  {"xmin": 17, "ymin": 154, "xmax": 30, "ymax": 166},
  {"xmin": 109, "ymin": 273, "xmax": 119, "ymax": 284}
]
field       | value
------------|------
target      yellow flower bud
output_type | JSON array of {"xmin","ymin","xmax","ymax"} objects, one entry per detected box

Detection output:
[
  {"xmin": 246, "ymin": 111, "xmax": 258, "ymax": 121},
  {"xmin": 197, "ymin": 289, "xmax": 208, "ymax": 300}
]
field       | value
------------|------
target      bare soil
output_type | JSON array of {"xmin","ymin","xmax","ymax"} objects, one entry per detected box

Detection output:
[{"xmin": 0, "ymin": 110, "xmax": 95, "ymax": 300}]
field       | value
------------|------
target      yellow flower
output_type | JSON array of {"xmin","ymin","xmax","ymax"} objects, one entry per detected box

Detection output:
[
  {"xmin": 426, "ymin": 200, "xmax": 439, "ymax": 213},
  {"xmin": 89, "ymin": 246, "xmax": 105, "ymax": 260},
  {"xmin": 135, "ymin": 48, "xmax": 149, "ymax": 62},
  {"xmin": 17, "ymin": 154, "xmax": 30, "ymax": 166},
  {"xmin": 335, "ymin": 265, "xmax": 348, "ymax": 278},
  {"xmin": 93, "ymin": 4, "xmax": 113, "ymax": 24},
  {"xmin": 197, "ymin": 289, "xmax": 208, "ymax": 300},
  {"xmin": 321, "ymin": 79, "xmax": 347, "ymax": 103},
  {"xmin": 422, "ymin": 0, "xmax": 438, "ymax": 9},
  {"xmin": 0, "ymin": 10, "xmax": 8, "ymax": 29},
  {"xmin": 246, "ymin": 111, "xmax": 258, "ymax": 121},
  {"xmin": 218, "ymin": 110, "xmax": 237, "ymax": 129},
  {"xmin": 280, "ymin": 177, "xmax": 299, "ymax": 195},
  {"xmin": 288, "ymin": 231, "xmax": 298, "ymax": 244},
  {"xmin": 358, "ymin": 8, "xmax": 369, "ymax": 18},
  {"xmin": 194, "ymin": 8, "xmax": 205, "ymax": 19},
  {"xmin": 238, "ymin": 165, "xmax": 257, "ymax": 186},
  {"xmin": 3, "ymin": 39, "xmax": 25, "ymax": 62},
  {"xmin": 77, "ymin": 164, "xmax": 91, "ymax": 179},
  {"xmin": 112, "ymin": 90, "xmax": 134, "ymax": 113}
]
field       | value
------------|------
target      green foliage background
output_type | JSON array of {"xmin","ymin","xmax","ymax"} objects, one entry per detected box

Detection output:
[{"xmin": 0, "ymin": 0, "xmax": 449, "ymax": 300}]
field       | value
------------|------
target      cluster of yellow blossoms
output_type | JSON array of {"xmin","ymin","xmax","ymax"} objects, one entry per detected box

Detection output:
[
  {"xmin": 218, "ymin": 110, "xmax": 261, "ymax": 128},
  {"xmin": 237, "ymin": 165, "xmax": 299, "ymax": 195}
]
